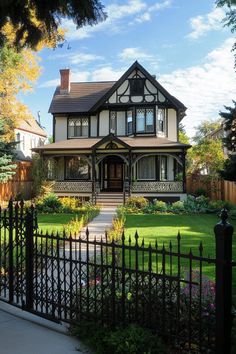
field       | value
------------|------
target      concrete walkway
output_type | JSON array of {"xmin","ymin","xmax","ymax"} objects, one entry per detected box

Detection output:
[
  {"xmin": 80, "ymin": 206, "xmax": 117, "ymax": 240},
  {"xmin": 0, "ymin": 302, "xmax": 86, "ymax": 354}
]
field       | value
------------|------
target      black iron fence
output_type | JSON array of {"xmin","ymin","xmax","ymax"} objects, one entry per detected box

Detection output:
[{"xmin": 0, "ymin": 200, "xmax": 235, "ymax": 354}]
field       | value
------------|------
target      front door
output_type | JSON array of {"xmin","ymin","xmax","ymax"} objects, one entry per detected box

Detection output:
[{"xmin": 102, "ymin": 157, "xmax": 123, "ymax": 191}]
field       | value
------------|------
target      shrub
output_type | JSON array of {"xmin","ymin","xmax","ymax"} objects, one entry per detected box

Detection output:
[
  {"xmin": 126, "ymin": 196, "xmax": 148, "ymax": 209},
  {"xmin": 60, "ymin": 197, "xmax": 80, "ymax": 213},
  {"xmin": 36, "ymin": 193, "xmax": 62, "ymax": 213},
  {"xmin": 194, "ymin": 187, "xmax": 207, "ymax": 197},
  {"xmin": 171, "ymin": 200, "xmax": 185, "ymax": 213},
  {"xmin": 64, "ymin": 214, "xmax": 85, "ymax": 235},
  {"xmin": 183, "ymin": 195, "xmax": 209, "ymax": 213},
  {"xmin": 208, "ymin": 199, "xmax": 234, "ymax": 211},
  {"xmin": 153, "ymin": 200, "xmax": 167, "ymax": 212},
  {"xmin": 72, "ymin": 322, "xmax": 166, "ymax": 354}
]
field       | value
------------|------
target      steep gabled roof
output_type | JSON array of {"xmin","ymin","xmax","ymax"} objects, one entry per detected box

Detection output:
[
  {"xmin": 90, "ymin": 61, "xmax": 186, "ymax": 112},
  {"xmin": 49, "ymin": 81, "xmax": 115, "ymax": 114}
]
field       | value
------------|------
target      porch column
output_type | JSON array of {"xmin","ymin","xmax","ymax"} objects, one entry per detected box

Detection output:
[
  {"xmin": 128, "ymin": 149, "xmax": 132, "ymax": 196},
  {"xmin": 92, "ymin": 150, "xmax": 96, "ymax": 204},
  {"xmin": 182, "ymin": 150, "xmax": 186, "ymax": 193}
]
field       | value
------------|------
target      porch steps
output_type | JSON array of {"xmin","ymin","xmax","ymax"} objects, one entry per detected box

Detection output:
[{"xmin": 96, "ymin": 193, "xmax": 124, "ymax": 206}]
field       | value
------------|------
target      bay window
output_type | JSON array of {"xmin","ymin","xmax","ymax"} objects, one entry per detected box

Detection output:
[
  {"xmin": 68, "ymin": 117, "xmax": 89, "ymax": 138},
  {"xmin": 136, "ymin": 108, "xmax": 154, "ymax": 133},
  {"xmin": 157, "ymin": 109, "xmax": 166, "ymax": 133}
]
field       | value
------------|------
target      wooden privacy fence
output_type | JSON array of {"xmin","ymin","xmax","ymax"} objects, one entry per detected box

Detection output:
[
  {"xmin": 186, "ymin": 175, "xmax": 236, "ymax": 204},
  {"xmin": 0, "ymin": 200, "xmax": 235, "ymax": 354},
  {"xmin": 0, "ymin": 161, "xmax": 33, "ymax": 202}
]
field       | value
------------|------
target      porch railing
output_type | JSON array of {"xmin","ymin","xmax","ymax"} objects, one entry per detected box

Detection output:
[
  {"xmin": 53, "ymin": 181, "xmax": 93, "ymax": 193},
  {"xmin": 131, "ymin": 181, "xmax": 183, "ymax": 193}
]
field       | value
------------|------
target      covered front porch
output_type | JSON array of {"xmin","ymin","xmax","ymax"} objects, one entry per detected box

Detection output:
[{"xmin": 36, "ymin": 134, "xmax": 189, "ymax": 203}]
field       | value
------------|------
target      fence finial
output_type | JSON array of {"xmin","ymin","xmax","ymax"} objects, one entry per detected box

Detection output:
[{"xmin": 220, "ymin": 208, "xmax": 228, "ymax": 225}]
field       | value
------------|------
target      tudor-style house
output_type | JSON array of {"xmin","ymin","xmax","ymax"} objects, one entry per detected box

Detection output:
[{"xmin": 34, "ymin": 61, "xmax": 190, "ymax": 204}]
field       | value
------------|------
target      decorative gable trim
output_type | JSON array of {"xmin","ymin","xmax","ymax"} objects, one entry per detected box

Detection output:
[
  {"xmin": 92, "ymin": 133, "xmax": 130, "ymax": 150},
  {"xmin": 89, "ymin": 61, "xmax": 186, "ymax": 113}
]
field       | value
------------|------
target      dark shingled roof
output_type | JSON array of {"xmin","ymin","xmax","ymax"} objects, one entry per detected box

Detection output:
[{"xmin": 49, "ymin": 81, "xmax": 115, "ymax": 114}]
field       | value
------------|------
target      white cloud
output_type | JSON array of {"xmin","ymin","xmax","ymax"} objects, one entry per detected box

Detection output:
[
  {"xmin": 70, "ymin": 53, "xmax": 104, "ymax": 65},
  {"xmin": 119, "ymin": 47, "xmax": 153, "ymax": 61},
  {"xmin": 91, "ymin": 67, "xmax": 125, "ymax": 81},
  {"xmin": 65, "ymin": 0, "xmax": 146, "ymax": 40},
  {"xmin": 133, "ymin": 0, "xmax": 172, "ymax": 24},
  {"xmin": 39, "ymin": 79, "xmax": 60, "ymax": 88},
  {"xmin": 159, "ymin": 38, "xmax": 236, "ymax": 136},
  {"xmin": 187, "ymin": 7, "xmax": 225, "ymax": 39}
]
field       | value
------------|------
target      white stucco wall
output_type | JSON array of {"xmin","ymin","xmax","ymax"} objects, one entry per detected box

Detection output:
[
  {"xmin": 99, "ymin": 110, "xmax": 109, "ymax": 136},
  {"xmin": 167, "ymin": 109, "xmax": 177, "ymax": 142},
  {"xmin": 117, "ymin": 111, "xmax": 126, "ymax": 135},
  {"xmin": 55, "ymin": 116, "xmax": 67, "ymax": 141},
  {"xmin": 15, "ymin": 128, "xmax": 46, "ymax": 160}
]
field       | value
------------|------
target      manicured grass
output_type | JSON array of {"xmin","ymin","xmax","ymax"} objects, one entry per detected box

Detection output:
[
  {"xmin": 38, "ymin": 213, "xmax": 76, "ymax": 233},
  {"xmin": 125, "ymin": 213, "xmax": 236, "ymax": 351}
]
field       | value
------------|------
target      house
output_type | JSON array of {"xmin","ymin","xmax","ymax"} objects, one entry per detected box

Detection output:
[
  {"xmin": 34, "ymin": 61, "xmax": 190, "ymax": 203},
  {"xmin": 15, "ymin": 116, "xmax": 47, "ymax": 160}
]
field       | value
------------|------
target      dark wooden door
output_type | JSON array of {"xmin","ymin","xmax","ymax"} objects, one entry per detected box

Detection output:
[{"xmin": 102, "ymin": 158, "xmax": 123, "ymax": 191}]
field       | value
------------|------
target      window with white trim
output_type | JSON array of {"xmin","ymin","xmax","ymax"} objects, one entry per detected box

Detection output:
[
  {"xmin": 68, "ymin": 117, "xmax": 89, "ymax": 138},
  {"xmin": 137, "ymin": 156, "xmax": 156, "ymax": 180},
  {"xmin": 136, "ymin": 108, "xmax": 154, "ymax": 133}
]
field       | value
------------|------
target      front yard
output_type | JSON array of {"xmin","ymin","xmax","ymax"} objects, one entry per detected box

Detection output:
[{"xmin": 125, "ymin": 213, "xmax": 236, "ymax": 352}]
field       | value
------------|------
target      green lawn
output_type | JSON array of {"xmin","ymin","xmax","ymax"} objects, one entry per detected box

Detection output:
[
  {"xmin": 125, "ymin": 213, "xmax": 236, "ymax": 351},
  {"xmin": 38, "ymin": 213, "xmax": 75, "ymax": 233}
]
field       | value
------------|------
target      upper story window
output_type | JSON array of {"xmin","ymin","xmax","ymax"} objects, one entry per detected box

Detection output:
[
  {"xmin": 157, "ymin": 109, "xmax": 166, "ymax": 134},
  {"xmin": 127, "ymin": 110, "xmax": 133, "ymax": 135},
  {"xmin": 68, "ymin": 117, "xmax": 89, "ymax": 138},
  {"xmin": 129, "ymin": 79, "xmax": 144, "ymax": 96},
  {"xmin": 136, "ymin": 108, "xmax": 154, "ymax": 133}
]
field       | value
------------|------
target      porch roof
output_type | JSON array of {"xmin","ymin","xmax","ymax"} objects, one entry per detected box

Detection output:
[{"xmin": 34, "ymin": 136, "xmax": 190, "ymax": 152}]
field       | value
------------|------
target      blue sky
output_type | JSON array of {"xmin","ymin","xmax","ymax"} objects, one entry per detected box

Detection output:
[{"xmin": 21, "ymin": 0, "xmax": 236, "ymax": 137}]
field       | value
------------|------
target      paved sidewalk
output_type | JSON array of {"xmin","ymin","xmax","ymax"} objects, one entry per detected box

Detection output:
[
  {"xmin": 80, "ymin": 206, "xmax": 117, "ymax": 240},
  {"xmin": 0, "ymin": 302, "xmax": 86, "ymax": 354}
]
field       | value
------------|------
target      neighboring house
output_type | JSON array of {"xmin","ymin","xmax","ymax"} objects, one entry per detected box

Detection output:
[
  {"xmin": 34, "ymin": 61, "xmax": 190, "ymax": 203},
  {"xmin": 15, "ymin": 117, "xmax": 47, "ymax": 160}
]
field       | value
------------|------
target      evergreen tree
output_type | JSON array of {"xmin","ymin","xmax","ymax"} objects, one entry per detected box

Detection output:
[
  {"xmin": 219, "ymin": 101, "xmax": 236, "ymax": 180},
  {"xmin": 0, "ymin": 118, "xmax": 16, "ymax": 182}
]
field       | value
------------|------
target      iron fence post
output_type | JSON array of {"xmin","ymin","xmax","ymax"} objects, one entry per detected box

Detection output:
[
  {"xmin": 214, "ymin": 208, "xmax": 234, "ymax": 354},
  {"xmin": 25, "ymin": 209, "xmax": 34, "ymax": 311},
  {"xmin": 8, "ymin": 199, "xmax": 14, "ymax": 303}
]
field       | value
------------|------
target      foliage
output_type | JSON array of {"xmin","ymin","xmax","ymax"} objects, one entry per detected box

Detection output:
[
  {"xmin": 220, "ymin": 155, "xmax": 236, "ymax": 181},
  {"xmin": 194, "ymin": 187, "xmax": 207, "ymax": 197},
  {"xmin": 63, "ymin": 214, "xmax": 85, "ymax": 236},
  {"xmin": 178, "ymin": 124, "xmax": 193, "ymax": 173},
  {"xmin": 31, "ymin": 154, "xmax": 47, "ymax": 196},
  {"xmin": 126, "ymin": 196, "xmax": 148, "ymax": 209},
  {"xmin": 153, "ymin": 200, "xmax": 168, "ymax": 212},
  {"xmin": 72, "ymin": 322, "xmax": 166, "ymax": 354},
  {"xmin": 183, "ymin": 195, "xmax": 209, "ymax": 213},
  {"xmin": 36, "ymin": 193, "xmax": 63, "ymax": 213},
  {"xmin": 208, "ymin": 199, "xmax": 234, "ymax": 211},
  {"xmin": 0, "ymin": 1, "xmax": 106, "ymax": 49},
  {"xmin": 216, "ymin": 0, "xmax": 236, "ymax": 66},
  {"xmin": 219, "ymin": 101, "xmax": 236, "ymax": 180},
  {"xmin": 170, "ymin": 201, "xmax": 185, "ymax": 213},
  {"xmin": 60, "ymin": 197, "xmax": 80, "ymax": 213},
  {"xmin": 0, "ymin": 118, "xmax": 16, "ymax": 182},
  {"xmin": 189, "ymin": 120, "xmax": 225, "ymax": 176}
]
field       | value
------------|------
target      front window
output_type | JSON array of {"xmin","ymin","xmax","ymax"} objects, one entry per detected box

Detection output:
[
  {"xmin": 136, "ymin": 108, "xmax": 154, "ymax": 133},
  {"xmin": 65, "ymin": 156, "xmax": 90, "ymax": 180},
  {"xmin": 127, "ymin": 110, "xmax": 133, "ymax": 135},
  {"xmin": 137, "ymin": 156, "xmax": 156, "ymax": 180},
  {"xmin": 68, "ymin": 117, "xmax": 89, "ymax": 138},
  {"xmin": 157, "ymin": 109, "xmax": 166, "ymax": 133}
]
